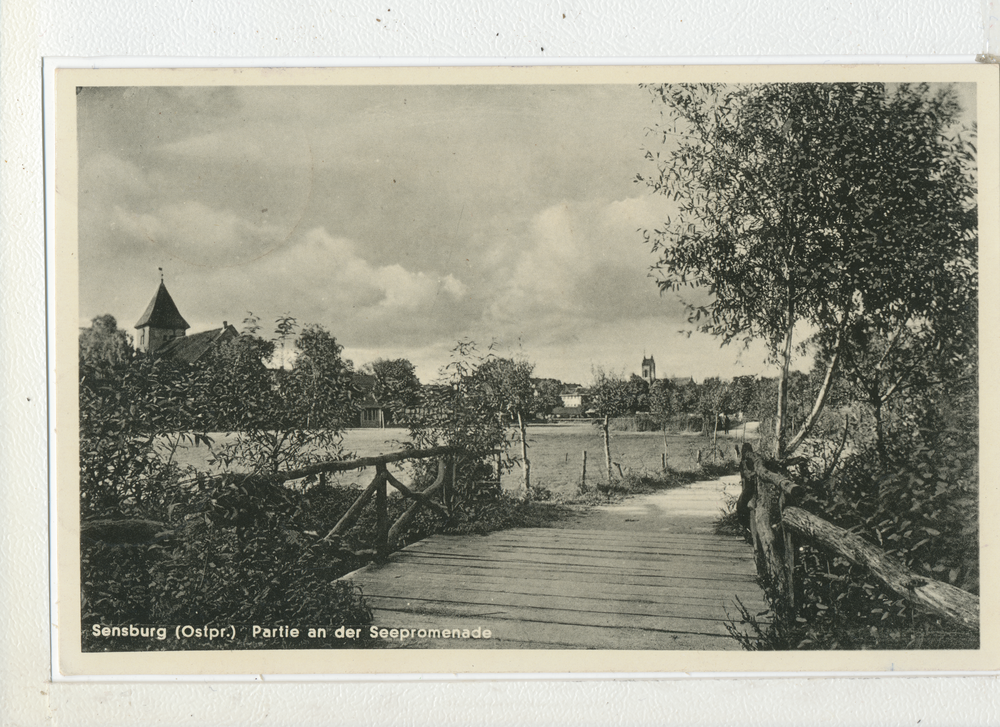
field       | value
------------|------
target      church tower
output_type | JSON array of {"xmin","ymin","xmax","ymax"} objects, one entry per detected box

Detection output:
[
  {"xmin": 641, "ymin": 355, "xmax": 656, "ymax": 385},
  {"xmin": 134, "ymin": 272, "xmax": 190, "ymax": 354}
]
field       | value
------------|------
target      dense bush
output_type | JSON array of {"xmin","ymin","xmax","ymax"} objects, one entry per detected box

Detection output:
[
  {"xmin": 81, "ymin": 473, "xmax": 376, "ymax": 651},
  {"xmin": 731, "ymin": 418, "xmax": 978, "ymax": 651}
]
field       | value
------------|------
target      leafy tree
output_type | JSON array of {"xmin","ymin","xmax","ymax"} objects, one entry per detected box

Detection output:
[
  {"xmin": 204, "ymin": 318, "xmax": 353, "ymax": 474},
  {"xmin": 197, "ymin": 326, "xmax": 277, "ymax": 432},
  {"xmin": 589, "ymin": 369, "xmax": 636, "ymax": 482},
  {"xmin": 626, "ymin": 374, "xmax": 651, "ymax": 413},
  {"xmin": 361, "ymin": 358, "xmax": 422, "ymax": 423},
  {"xmin": 288, "ymin": 324, "xmax": 355, "ymax": 429},
  {"xmin": 833, "ymin": 289, "xmax": 977, "ymax": 463},
  {"xmin": 273, "ymin": 312, "xmax": 298, "ymax": 369},
  {"xmin": 639, "ymin": 82, "xmax": 977, "ymax": 459},
  {"xmin": 746, "ymin": 377, "xmax": 778, "ymax": 424},
  {"xmin": 648, "ymin": 379, "xmax": 677, "ymax": 429},
  {"xmin": 477, "ymin": 357, "xmax": 536, "ymax": 497},
  {"xmin": 79, "ymin": 321, "xmax": 210, "ymax": 515},
  {"xmin": 647, "ymin": 378, "xmax": 679, "ymax": 459},
  {"xmin": 728, "ymin": 376, "xmax": 757, "ymax": 420},
  {"xmin": 531, "ymin": 377, "xmax": 564, "ymax": 417},
  {"xmin": 407, "ymin": 340, "xmax": 510, "ymax": 512},
  {"xmin": 696, "ymin": 377, "xmax": 730, "ymax": 435},
  {"xmin": 79, "ymin": 314, "xmax": 133, "ymax": 367}
]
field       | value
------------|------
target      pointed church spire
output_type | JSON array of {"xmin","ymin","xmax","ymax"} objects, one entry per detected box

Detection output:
[{"xmin": 135, "ymin": 273, "xmax": 190, "ymax": 354}]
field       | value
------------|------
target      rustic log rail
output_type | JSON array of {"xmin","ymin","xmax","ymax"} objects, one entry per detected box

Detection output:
[
  {"xmin": 292, "ymin": 446, "xmax": 458, "ymax": 557},
  {"xmin": 83, "ymin": 445, "xmax": 462, "ymax": 560},
  {"xmin": 737, "ymin": 443, "xmax": 979, "ymax": 632}
]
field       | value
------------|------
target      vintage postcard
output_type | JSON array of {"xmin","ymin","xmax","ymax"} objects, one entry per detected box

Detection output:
[{"xmin": 51, "ymin": 64, "xmax": 999, "ymax": 676}]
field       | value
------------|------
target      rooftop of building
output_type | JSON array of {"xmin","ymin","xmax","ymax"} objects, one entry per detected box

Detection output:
[{"xmin": 135, "ymin": 281, "xmax": 190, "ymax": 331}]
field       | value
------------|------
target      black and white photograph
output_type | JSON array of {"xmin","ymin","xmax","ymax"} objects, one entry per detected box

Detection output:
[{"xmin": 53, "ymin": 65, "xmax": 997, "ymax": 675}]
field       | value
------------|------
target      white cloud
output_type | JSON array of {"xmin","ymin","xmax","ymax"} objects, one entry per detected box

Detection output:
[
  {"xmin": 485, "ymin": 196, "xmax": 676, "ymax": 330},
  {"xmin": 111, "ymin": 201, "xmax": 288, "ymax": 267}
]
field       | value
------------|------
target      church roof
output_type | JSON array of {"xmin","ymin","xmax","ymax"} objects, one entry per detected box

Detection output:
[
  {"xmin": 157, "ymin": 325, "xmax": 238, "ymax": 364},
  {"xmin": 135, "ymin": 282, "xmax": 190, "ymax": 330}
]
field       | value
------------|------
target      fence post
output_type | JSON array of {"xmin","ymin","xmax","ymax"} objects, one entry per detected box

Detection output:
[
  {"xmin": 375, "ymin": 463, "xmax": 389, "ymax": 561},
  {"xmin": 780, "ymin": 491, "xmax": 795, "ymax": 611},
  {"xmin": 581, "ymin": 450, "xmax": 587, "ymax": 491}
]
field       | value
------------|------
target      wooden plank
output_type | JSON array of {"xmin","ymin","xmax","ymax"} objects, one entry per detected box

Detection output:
[
  {"xmin": 364, "ymin": 595, "xmax": 740, "ymax": 637},
  {"xmin": 352, "ymin": 567, "xmax": 764, "ymax": 606},
  {"xmin": 343, "ymin": 475, "xmax": 768, "ymax": 650},
  {"xmin": 403, "ymin": 538, "xmax": 755, "ymax": 563},
  {"xmin": 399, "ymin": 530, "xmax": 754, "ymax": 556},
  {"xmin": 364, "ymin": 584, "xmax": 757, "ymax": 624},
  {"xmin": 383, "ymin": 552, "xmax": 759, "ymax": 583},
  {"xmin": 424, "ymin": 531, "xmax": 751, "ymax": 552},
  {"xmin": 410, "ymin": 540, "xmax": 753, "ymax": 562},
  {"xmin": 398, "ymin": 553, "xmax": 758, "ymax": 581}
]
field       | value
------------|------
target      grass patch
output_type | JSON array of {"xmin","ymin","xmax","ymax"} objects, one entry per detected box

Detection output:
[
  {"xmin": 714, "ymin": 493, "xmax": 747, "ymax": 538},
  {"xmin": 443, "ymin": 493, "xmax": 577, "ymax": 535},
  {"xmin": 569, "ymin": 468, "xmax": 699, "ymax": 505}
]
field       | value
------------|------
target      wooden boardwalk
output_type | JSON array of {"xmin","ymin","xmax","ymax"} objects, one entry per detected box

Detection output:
[{"xmin": 343, "ymin": 475, "xmax": 767, "ymax": 649}]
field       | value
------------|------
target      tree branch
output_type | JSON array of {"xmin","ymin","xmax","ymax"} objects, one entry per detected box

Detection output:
[{"xmin": 785, "ymin": 316, "xmax": 848, "ymax": 458}]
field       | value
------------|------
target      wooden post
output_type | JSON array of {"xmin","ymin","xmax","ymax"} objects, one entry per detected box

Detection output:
[
  {"xmin": 375, "ymin": 463, "xmax": 389, "ymax": 561},
  {"xmin": 780, "ymin": 491, "xmax": 795, "ymax": 610},
  {"xmin": 387, "ymin": 458, "xmax": 447, "ymax": 550},
  {"xmin": 581, "ymin": 450, "xmax": 587, "ymax": 491},
  {"xmin": 602, "ymin": 415, "xmax": 613, "ymax": 483},
  {"xmin": 446, "ymin": 456, "xmax": 457, "ymax": 510},
  {"xmin": 321, "ymin": 470, "xmax": 384, "ymax": 542},
  {"xmin": 661, "ymin": 452, "xmax": 666, "ymax": 472},
  {"xmin": 741, "ymin": 444, "xmax": 803, "ymax": 616},
  {"xmin": 319, "ymin": 471, "xmax": 327, "ymax": 488},
  {"xmin": 713, "ymin": 414, "xmax": 719, "ymax": 461}
]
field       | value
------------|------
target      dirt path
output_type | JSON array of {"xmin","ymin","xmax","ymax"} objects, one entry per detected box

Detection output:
[{"xmin": 550, "ymin": 475, "xmax": 744, "ymax": 535}]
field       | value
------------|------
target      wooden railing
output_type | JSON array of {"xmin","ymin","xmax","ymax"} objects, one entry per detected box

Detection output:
[
  {"xmin": 296, "ymin": 445, "xmax": 459, "ymax": 560},
  {"xmin": 83, "ymin": 445, "xmax": 463, "ymax": 561},
  {"xmin": 737, "ymin": 443, "xmax": 979, "ymax": 632}
]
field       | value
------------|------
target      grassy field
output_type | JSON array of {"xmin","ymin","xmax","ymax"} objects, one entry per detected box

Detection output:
[
  {"xmin": 164, "ymin": 422, "xmax": 759, "ymax": 497},
  {"xmin": 513, "ymin": 423, "xmax": 752, "ymax": 498}
]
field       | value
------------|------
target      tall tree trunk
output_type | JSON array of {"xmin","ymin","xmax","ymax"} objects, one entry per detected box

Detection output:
[
  {"xmin": 784, "ymin": 326, "xmax": 845, "ymax": 457},
  {"xmin": 517, "ymin": 410, "xmax": 531, "ymax": 497},
  {"xmin": 602, "ymin": 415, "xmax": 613, "ymax": 483},
  {"xmin": 774, "ymin": 305, "xmax": 795, "ymax": 460},
  {"xmin": 873, "ymin": 390, "xmax": 886, "ymax": 467}
]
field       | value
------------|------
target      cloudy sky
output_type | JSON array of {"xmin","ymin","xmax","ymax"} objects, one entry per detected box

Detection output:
[{"xmin": 78, "ymin": 82, "xmax": 791, "ymax": 384}]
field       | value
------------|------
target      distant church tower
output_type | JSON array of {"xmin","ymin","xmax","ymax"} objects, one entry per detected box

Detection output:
[
  {"xmin": 134, "ymin": 271, "xmax": 190, "ymax": 354},
  {"xmin": 641, "ymin": 355, "xmax": 656, "ymax": 385}
]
